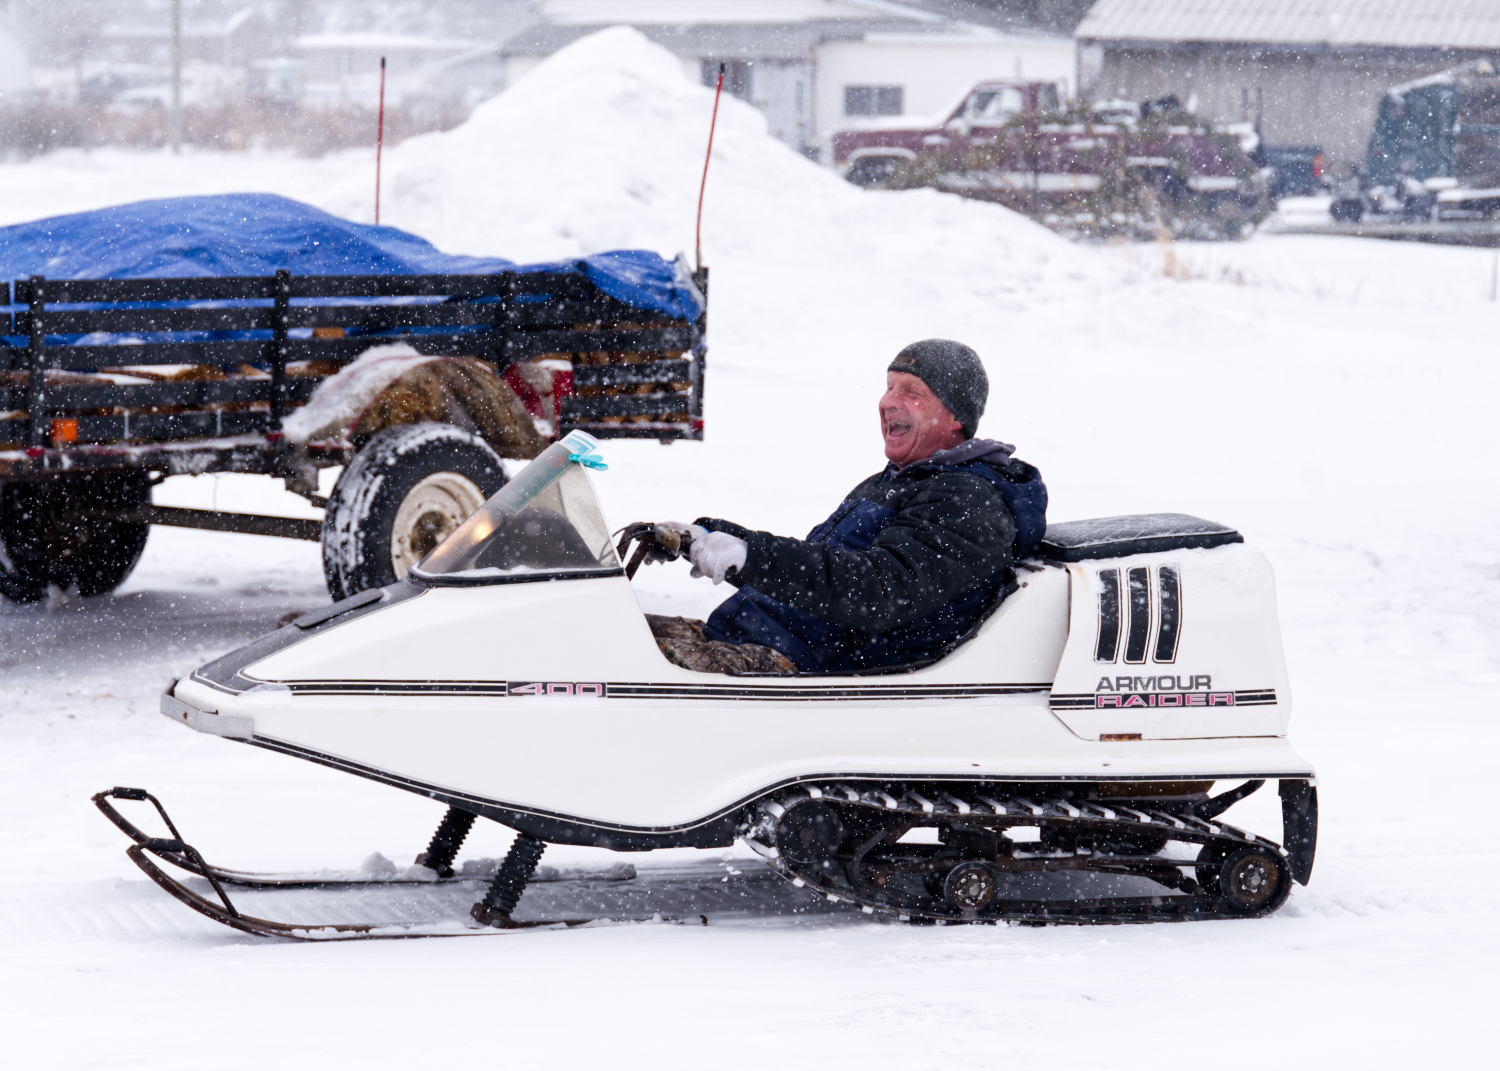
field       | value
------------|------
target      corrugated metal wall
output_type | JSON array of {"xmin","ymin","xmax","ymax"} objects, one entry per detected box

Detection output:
[
  {"xmin": 1084, "ymin": 43, "xmax": 1495, "ymax": 167},
  {"xmin": 1079, "ymin": 0, "xmax": 1500, "ymax": 51}
]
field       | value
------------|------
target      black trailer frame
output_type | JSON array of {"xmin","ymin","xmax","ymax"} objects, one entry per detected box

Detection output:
[{"xmin": 0, "ymin": 266, "xmax": 706, "ymax": 484}]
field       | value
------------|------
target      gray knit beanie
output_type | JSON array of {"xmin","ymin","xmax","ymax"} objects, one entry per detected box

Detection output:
[{"xmin": 887, "ymin": 339, "xmax": 988, "ymax": 438}]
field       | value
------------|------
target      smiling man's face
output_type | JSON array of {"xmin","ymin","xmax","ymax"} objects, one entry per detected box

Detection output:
[{"xmin": 880, "ymin": 371, "xmax": 966, "ymax": 467}]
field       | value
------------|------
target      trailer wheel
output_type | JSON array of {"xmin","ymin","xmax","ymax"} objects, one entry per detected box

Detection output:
[
  {"xmin": 0, "ymin": 484, "xmax": 45, "ymax": 603},
  {"xmin": 321, "ymin": 423, "xmax": 506, "ymax": 600},
  {"xmin": 0, "ymin": 473, "xmax": 150, "ymax": 603}
]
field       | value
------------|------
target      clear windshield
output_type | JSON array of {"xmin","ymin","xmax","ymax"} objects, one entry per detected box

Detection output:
[
  {"xmin": 411, "ymin": 435, "xmax": 619, "ymax": 583},
  {"xmin": 968, "ymin": 87, "xmax": 1022, "ymax": 122}
]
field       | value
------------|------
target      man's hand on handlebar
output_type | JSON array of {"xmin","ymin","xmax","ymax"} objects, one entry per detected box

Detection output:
[
  {"xmin": 615, "ymin": 521, "xmax": 747, "ymax": 584},
  {"xmin": 615, "ymin": 521, "xmax": 704, "ymax": 579}
]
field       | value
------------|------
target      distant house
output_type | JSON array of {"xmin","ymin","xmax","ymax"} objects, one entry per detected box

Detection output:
[
  {"xmin": 294, "ymin": 33, "xmax": 480, "ymax": 105},
  {"xmin": 499, "ymin": 0, "xmax": 1074, "ymax": 158},
  {"xmin": 97, "ymin": 6, "xmax": 278, "ymax": 69},
  {"xmin": 77, "ymin": 6, "xmax": 280, "ymax": 106},
  {"xmin": 1076, "ymin": 0, "xmax": 1500, "ymax": 168}
]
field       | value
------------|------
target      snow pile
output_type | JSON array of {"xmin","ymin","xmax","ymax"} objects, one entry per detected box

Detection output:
[
  {"xmin": 335, "ymin": 27, "xmax": 1118, "ymax": 318},
  {"xmin": 280, "ymin": 343, "xmax": 436, "ymax": 443}
]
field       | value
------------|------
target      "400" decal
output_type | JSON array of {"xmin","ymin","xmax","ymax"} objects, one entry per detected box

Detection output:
[{"xmin": 507, "ymin": 682, "xmax": 606, "ymax": 697}]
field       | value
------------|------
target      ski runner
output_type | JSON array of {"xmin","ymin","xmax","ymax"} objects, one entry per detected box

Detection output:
[{"xmin": 648, "ymin": 339, "xmax": 1047, "ymax": 674}]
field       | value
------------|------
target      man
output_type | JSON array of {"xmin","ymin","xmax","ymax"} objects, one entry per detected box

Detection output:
[{"xmin": 650, "ymin": 339, "xmax": 1046, "ymax": 675}]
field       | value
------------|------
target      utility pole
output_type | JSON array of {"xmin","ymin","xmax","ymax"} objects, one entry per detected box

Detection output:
[{"xmin": 170, "ymin": 0, "xmax": 182, "ymax": 153}]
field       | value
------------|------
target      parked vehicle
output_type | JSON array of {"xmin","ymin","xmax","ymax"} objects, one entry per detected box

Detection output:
[
  {"xmin": 1331, "ymin": 59, "xmax": 1500, "ymax": 223},
  {"xmin": 1253, "ymin": 145, "xmax": 1327, "ymax": 201},
  {"xmin": 0, "ymin": 195, "xmax": 707, "ymax": 604},
  {"xmin": 1328, "ymin": 170, "xmax": 1449, "ymax": 223},
  {"xmin": 831, "ymin": 83, "xmax": 1267, "ymax": 239}
]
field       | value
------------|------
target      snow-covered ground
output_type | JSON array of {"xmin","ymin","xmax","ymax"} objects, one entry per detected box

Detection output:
[{"xmin": 3, "ymin": 28, "xmax": 1496, "ymax": 1068}]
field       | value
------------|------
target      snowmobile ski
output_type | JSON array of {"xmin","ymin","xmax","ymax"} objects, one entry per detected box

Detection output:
[
  {"xmin": 743, "ymin": 781, "xmax": 1293, "ymax": 924},
  {"xmin": 94, "ymin": 788, "xmax": 634, "ymax": 888},
  {"xmin": 94, "ymin": 788, "xmax": 705, "ymax": 941}
]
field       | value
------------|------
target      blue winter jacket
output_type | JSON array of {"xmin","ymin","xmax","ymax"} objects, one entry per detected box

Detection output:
[{"xmin": 698, "ymin": 439, "xmax": 1047, "ymax": 673}]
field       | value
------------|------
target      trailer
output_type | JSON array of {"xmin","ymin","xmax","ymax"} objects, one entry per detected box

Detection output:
[{"xmin": 0, "ymin": 195, "xmax": 707, "ymax": 603}]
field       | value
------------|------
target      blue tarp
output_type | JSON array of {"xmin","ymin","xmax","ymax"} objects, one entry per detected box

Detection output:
[{"xmin": 0, "ymin": 193, "xmax": 702, "ymax": 322}]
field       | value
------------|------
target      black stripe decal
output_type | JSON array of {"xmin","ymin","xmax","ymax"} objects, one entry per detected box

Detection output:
[
  {"xmin": 1095, "ymin": 568, "xmax": 1121, "ymax": 662},
  {"xmin": 275, "ymin": 681, "xmax": 1052, "ymax": 701},
  {"xmin": 606, "ymin": 684, "xmax": 1046, "ymax": 701},
  {"xmin": 1050, "ymin": 688, "xmax": 1278, "ymax": 709},
  {"xmin": 1154, "ymin": 565, "xmax": 1181, "ymax": 663},
  {"xmin": 1124, "ymin": 566, "xmax": 1151, "ymax": 664},
  {"xmin": 289, "ymin": 682, "xmax": 511, "ymax": 696}
]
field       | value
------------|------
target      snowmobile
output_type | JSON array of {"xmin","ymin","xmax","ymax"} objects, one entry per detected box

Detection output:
[{"xmin": 96, "ymin": 431, "xmax": 1317, "ymax": 939}]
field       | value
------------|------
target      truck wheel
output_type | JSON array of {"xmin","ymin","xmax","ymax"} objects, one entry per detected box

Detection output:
[
  {"xmin": 0, "ymin": 473, "xmax": 150, "ymax": 603},
  {"xmin": 845, "ymin": 156, "xmax": 904, "ymax": 187},
  {"xmin": 322, "ymin": 423, "xmax": 506, "ymax": 600},
  {"xmin": 1330, "ymin": 198, "xmax": 1363, "ymax": 223}
]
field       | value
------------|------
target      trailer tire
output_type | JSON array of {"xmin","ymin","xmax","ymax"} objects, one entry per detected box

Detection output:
[
  {"xmin": 0, "ymin": 473, "xmax": 151, "ymax": 603},
  {"xmin": 322, "ymin": 423, "xmax": 506, "ymax": 601},
  {"xmin": 0, "ymin": 484, "xmax": 45, "ymax": 603}
]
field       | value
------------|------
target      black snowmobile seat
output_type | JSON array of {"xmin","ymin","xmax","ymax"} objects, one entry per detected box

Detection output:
[{"xmin": 1034, "ymin": 514, "xmax": 1243, "ymax": 562}]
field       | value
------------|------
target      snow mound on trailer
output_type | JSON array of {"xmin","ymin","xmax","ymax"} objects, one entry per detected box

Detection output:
[
  {"xmin": 280, "ymin": 343, "xmax": 437, "ymax": 444},
  {"xmin": 349, "ymin": 27, "xmax": 1118, "ymax": 304}
]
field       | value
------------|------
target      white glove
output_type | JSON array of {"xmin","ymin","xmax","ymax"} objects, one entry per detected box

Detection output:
[{"xmin": 689, "ymin": 530, "xmax": 748, "ymax": 584}]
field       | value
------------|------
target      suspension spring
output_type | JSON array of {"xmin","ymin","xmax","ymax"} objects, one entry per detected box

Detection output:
[
  {"xmin": 471, "ymin": 833, "xmax": 547, "ymax": 927},
  {"xmin": 415, "ymin": 807, "xmax": 477, "ymax": 879}
]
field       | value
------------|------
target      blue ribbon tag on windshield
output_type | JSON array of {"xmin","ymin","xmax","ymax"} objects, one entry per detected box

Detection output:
[{"xmin": 568, "ymin": 451, "xmax": 608, "ymax": 471}]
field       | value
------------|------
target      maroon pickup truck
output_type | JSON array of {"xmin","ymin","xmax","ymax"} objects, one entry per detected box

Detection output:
[{"xmin": 831, "ymin": 82, "xmax": 1265, "ymax": 238}]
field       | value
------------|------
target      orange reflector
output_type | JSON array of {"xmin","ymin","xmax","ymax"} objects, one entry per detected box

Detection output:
[
  {"xmin": 50, "ymin": 418, "xmax": 79, "ymax": 443},
  {"xmin": 312, "ymin": 326, "xmax": 346, "ymax": 339}
]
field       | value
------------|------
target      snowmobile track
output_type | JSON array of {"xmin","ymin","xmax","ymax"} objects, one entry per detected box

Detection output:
[{"xmin": 745, "ymin": 782, "xmax": 1295, "ymax": 924}]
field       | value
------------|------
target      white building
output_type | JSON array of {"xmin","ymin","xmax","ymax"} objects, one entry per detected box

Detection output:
[
  {"xmin": 294, "ymin": 33, "xmax": 482, "ymax": 105},
  {"xmin": 0, "ymin": 14, "xmax": 30, "ymax": 96},
  {"xmin": 499, "ymin": 0, "xmax": 1074, "ymax": 157}
]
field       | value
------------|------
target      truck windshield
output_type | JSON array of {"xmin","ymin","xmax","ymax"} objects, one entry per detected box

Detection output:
[
  {"xmin": 411, "ymin": 435, "xmax": 620, "ymax": 584},
  {"xmin": 968, "ymin": 87, "xmax": 1023, "ymax": 122}
]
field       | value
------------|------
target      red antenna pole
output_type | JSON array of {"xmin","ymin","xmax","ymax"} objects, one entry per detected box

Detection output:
[
  {"xmin": 375, "ymin": 56, "xmax": 387, "ymax": 224},
  {"xmin": 695, "ymin": 62, "xmax": 725, "ymax": 274}
]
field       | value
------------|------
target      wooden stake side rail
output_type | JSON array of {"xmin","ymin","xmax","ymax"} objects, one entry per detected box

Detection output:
[{"xmin": 0, "ymin": 268, "xmax": 707, "ymax": 456}]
